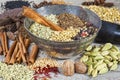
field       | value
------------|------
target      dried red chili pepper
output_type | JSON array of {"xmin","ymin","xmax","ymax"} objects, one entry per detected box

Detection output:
[{"xmin": 33, "ymin": 65, "xmax": 59, "ymax": 80}]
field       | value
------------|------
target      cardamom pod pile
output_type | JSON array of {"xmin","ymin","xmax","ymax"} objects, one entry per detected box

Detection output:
[{"xmin": 80, "ymin": 43, "xmax": 120, "ymax": 77}]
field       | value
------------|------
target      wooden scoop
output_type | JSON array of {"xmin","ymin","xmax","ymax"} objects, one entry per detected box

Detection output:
[{"xmin": 22, "ymin": 6, "xmax": 63, "ymax": 31}]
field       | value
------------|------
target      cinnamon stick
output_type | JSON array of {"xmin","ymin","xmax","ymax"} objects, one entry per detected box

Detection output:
[
  {"xmin": 18, "ymin": 42, "xmax": 27, "ymax": 63},
  {"xmin": 9, "ymin": 42, "xmax": 19, "ymax": 64},
  {"xmin": 16, "ymin": 52, "xmax": 22, "ymax": 63},
  {"xmin": 16, "ymin": 38, "xmax": 31, "ymax": 63},
  {"xmin": 24, "ymin": 38, "xmax": 31, "ymax": 49},
  {"xmin": 0, "ymin": 33, "xmax": 3, "ymax": 55},
  {"xmin": 22, "ymin": 6, "xmax": 63, "ymax": 31},
  {"xmin": 18, "ymin": 33, "xmax": 27, "ymax": 54},
  {"xmin": 28, "ymin": 44, "xmax": 39, "ymax": 64},
  {"xmin": 1, "ymin": 32, "xmax": 6, "ymax": 56},
  {"xmin": 16, "ymin": 51, "xmax": 22, "ymax": 63},
  {"xmin": 16, "ymin": 50, "xmax": 20, "ymax": 59},
  {"xmin": 4, "ymin": 41, "xmax": 17, "ymax": 64},
  {"xmin": 24, "ymin": 38, "xmax": 31, "ymax": 62},
  {"xmin": 0, "ymin": 45, "xmax": 3, "ymax": 55},
  {"xmin": 4, "ymin": 32, "xmax": 8, "ymax": 55}
]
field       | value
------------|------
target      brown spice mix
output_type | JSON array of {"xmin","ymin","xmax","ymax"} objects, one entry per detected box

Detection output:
[{"xmin": 57, "ymin": 13, "xmax": 85, "ymax": 29}]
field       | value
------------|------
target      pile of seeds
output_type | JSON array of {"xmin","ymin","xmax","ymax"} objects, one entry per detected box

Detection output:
[
  {"xmin": 57, "ymin": 13, "xmax": 84, "ymax": 29},
  {"xmin": 80, "ymin": 43, "xmax": 120, "ymax": 77},
  {"xmin": 49, "ymin": 27, "xmax": 80, "ymax": 41},
  {"xmin": 28, "ymin": 58, "xmax": 59, "ymax": 70},
  {"xmin": 85, "ymin": 5, "xmax": 120, "ymax": 24},
  {"xmin": 28, "ymin": 58, "xmax": 59, "ymax": 80},
  {"xmin": 30, "ymin": 22, "xmax": 54, "ymax": 40},
  {"xmin": 0, "ymin": 62, "xmax": 34, "ymax": 80}
]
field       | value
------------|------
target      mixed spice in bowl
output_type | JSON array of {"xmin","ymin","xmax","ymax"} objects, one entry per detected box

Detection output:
[{"xmin": 24, "ymin": 5, "xmax": 101, "ymax": 59}]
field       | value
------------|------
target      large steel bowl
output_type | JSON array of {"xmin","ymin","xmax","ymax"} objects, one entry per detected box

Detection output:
[{"xmin": 24, "ymin": 5, "xmax": 101, "ymax": 59}]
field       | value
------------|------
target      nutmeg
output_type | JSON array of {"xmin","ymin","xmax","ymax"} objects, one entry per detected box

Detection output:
[
  {"xmin": 62, "ymin": 60, "xmax": 75, "ymax": 76},
  {"xmin": 75, "ymin": 61, "xmax": 87, "ymax": 74}
]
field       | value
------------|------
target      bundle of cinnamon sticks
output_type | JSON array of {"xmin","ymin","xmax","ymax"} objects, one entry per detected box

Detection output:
[{"xmin": 0, "ymin": 32, "xmax": 39, "ymax": 65}]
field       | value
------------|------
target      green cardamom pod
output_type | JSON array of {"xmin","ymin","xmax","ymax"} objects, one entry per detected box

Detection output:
[
  {"xmin": 90, "ymin": 52, "xmax": 101, "ymax": 56},
  {"xmin": 117, "ymin": 54, "xmax": 120, "ymax": 62},
  {"xmin": 104, "ymin": 55, "xmax": 112, "ymax": 61},
  {"xmin": 109, "ymin": 53, "xmax": 118, "ymax": 60},
  {"xmin": 92, "ymin": 69, "xmax": 98, "ymax": 77},
  {"xmin": 104, "ymin": 59, "xmax": 113, "ymax": 67},
  {"xmin": 113, "ymin": 60, "xmax": 118, "ymax": 64},
  {"xmin": 99, "ymin": 67, "xmax": 108, "ymax": 74},
  {"xmin": 109, "ymin": 51, "xmax": 119, "ymax": 56},
  {"xmin": 93, "ymin": 58, "xmax": 98, "ymax": 63},
  {"xmin": 93, "ymin": 47, "xmax": 101, "ymax": 52},
  {"xmin": 86, "ymin": 45, "xmax": 93, "ymax": 51},
  {"xmin": 96, "ymin": 63, "xmax": 107, "ymax": 70},
  {"xmin": 80, "ymin": 55, "xmax": 89, "ymax": 62},
  {"xmin": 87, "ymin": 65, "xmax": 93, "ymax": 75},
  {"xmin": 112, "ymin": 45, "xmax": 120, "ymax": 52},
  {"xmin": 110, "ymin": 63, "xmax": 118, "ymax": 71},
  {"xmin": 94, "ymin": 55, "xmax": 104, "ymax": 60},
  {"xmin": 101, "ymin": 43, "xmax": 112, "ymax": 51},
  {"xmin": 101, "ymin": 51, "xmax": 109, "ymax": 56},
  {"xmin": 85, "ymin": 61, "xmax": 94, "ymax": 66},
  {"xmin": 84, "ymin": 52, "xmax": 91, "ymax": 55},
  {"xmin": 89, "ymin": 57, "xmax": 93, "ymax": 62},
  {"xmin": 94, "ymin": 60, "xmax": 103, "ymax": 68}
]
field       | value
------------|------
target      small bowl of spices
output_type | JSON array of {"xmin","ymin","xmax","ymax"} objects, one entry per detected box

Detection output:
[{"xmin": 24, "ymin": 5, "xmax": 101, "ymax": 59}]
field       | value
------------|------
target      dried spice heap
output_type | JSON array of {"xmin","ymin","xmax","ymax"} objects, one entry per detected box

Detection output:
[
  {"xmin": 80, "ymin": 43, "xmax": 120, "ymax": 77},
  {"xmin": 85, "ymin": 5, "xmax": 120, "ymax": 24},
  {"xmin": 82, "ymin": 0, "xmax": 114, "ymax": 7},
  {"xmin": 57, "ymin": 13, "xmax": 84, "ymax": 29},
  {"xmin": 33, "ymin": 0, "xmax": 66, "ymax": 9},
  {"xmin": 28, "ymin": 58, "xmax": 59, "ymax": 80},
  {"xmin": 33, "ymin": 1, "xmax": 53, "ymax": 9},
  {"xmin": 1, "ymin": 1, "xmax": 30, "ymax": 9},
  {"xmin": 0, "ymin": 62, "xmax": 34, "ymax": 80}
]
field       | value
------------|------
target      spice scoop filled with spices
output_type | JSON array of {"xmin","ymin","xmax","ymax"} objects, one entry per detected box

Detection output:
[{"xmin": 23, "ymin": 5, "xmax": 101, "ymax": 59}]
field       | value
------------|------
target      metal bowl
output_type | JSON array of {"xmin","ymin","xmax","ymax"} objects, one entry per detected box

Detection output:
[{"xmin": 24, "ymin": 5, "xmax": 101, "ymax": 59}]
